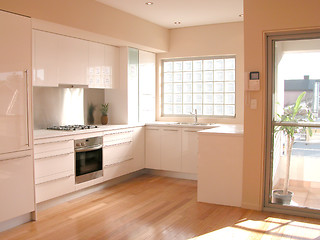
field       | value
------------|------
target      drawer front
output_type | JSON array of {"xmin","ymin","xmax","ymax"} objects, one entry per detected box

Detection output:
[
  {"xmin": 34, "ymin": 140, "xmax": 74, "ymax": 159},
  {"xmin": 103, "ymin": 141, "xmax": 133, "ymax": 166},
  {"xmin": 35, "ymin": 152, "xmax": 74, "ymax": 183},
  {"xmin": 35, "ymin": 174, "xmax": 75, "ymax": 203},
  {"xmin": 103, "ymin": 160, "xmax": 132, "ymax": 181},
  {"xmin": 103, "ymin": 129, "xmax": 133, "ymax": 144}
]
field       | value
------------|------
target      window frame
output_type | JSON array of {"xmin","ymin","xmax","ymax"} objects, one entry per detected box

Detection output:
[{"xmin": 161, "ymin": 55, "xmax": 237, "ymax": 118}]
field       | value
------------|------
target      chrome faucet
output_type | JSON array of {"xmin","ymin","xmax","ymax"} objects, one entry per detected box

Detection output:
[{"xmin": 190, "ymin": 109, "xmax": 198, "ymax": 124}]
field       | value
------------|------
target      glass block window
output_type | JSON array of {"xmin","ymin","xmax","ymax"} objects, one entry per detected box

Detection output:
[{"xmin": 162, "ymin": 56, "xmax": 236, "ymax": 117}]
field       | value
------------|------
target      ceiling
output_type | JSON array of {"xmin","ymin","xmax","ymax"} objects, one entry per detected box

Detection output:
[{"xmin": 96, "ymin": 0, "xmax": 243, "ymax": 29}]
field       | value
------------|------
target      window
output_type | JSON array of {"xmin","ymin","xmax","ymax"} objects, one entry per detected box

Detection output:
[{"xmin": 162, "ymin": 56, "xmax": 236, "ymax": 117}]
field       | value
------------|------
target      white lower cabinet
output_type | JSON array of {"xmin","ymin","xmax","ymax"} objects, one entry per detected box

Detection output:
[
  {"xmin": 145, "ymin": 127, "xmax": 161, "ymax": 169},
  {"xmin": 33, "ymin": 127, "xmax": 145, "ymax": 203},
  {"xmin": 161, "ymin": 128, "xmax": 182, "ymax": 171},
  {"xmin": 0, "ymin": 154, "xmax": 35, "ymax": 222},
  {"xmin": 146, "ymin": 126, "xmax": 204, "ymax": 174},
  {"xmin": 181, "ymin": 129, "xmax": 201, "ymax": 173},
  {"xmin": 34, "ymin": 137, "xmax": 75, "ymax": 203}
]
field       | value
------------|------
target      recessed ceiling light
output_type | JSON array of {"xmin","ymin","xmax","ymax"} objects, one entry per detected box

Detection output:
[
  {"xmin": 174, "ymin": 21, "xmax": 181, "ymax": 25},
  {"xmin": 145, "ymin": 2, "xmax": 153, "ymax": 5}
]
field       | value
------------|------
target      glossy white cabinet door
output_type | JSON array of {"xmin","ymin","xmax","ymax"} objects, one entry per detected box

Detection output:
[
  {"xmin": 0, "ymin": 11, "xmax": 31, "ymax": 154},
  {"xmin": 132, "ymin": 127, "xmax": 145, "ymax": 171},
  {"xmin": 181, "ymin": 129, "xmax": 202, "ymax": 173},
  {"xmin": 161, "ymin": 128, "xmax": 182, "ymax": 171},
  {"xmin": 32, "ymin": 30, "xmax": 59, "ymax": 87},
  {"xmin": 104, "ymin": 44, "xmax": 119, "ymax": 89},
  {"xmin": 145, "ymin": 128, "xmax": 161, "ymax": 169},
  {"xmin": 0, "ymin": 154, "xmax": 35, "ymax": 222},
  {"xmin": 58, "ymin": 35, "xmax": 88, "ymax": 85},
  {"xmin": 88, "ymin": 41, "xmax": 105, "ymax": 88}
]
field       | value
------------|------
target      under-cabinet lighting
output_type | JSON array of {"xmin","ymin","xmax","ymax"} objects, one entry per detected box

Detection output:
[{"xmin": 145, "ymin": 2, "xmax": 153, "ymax": 5}]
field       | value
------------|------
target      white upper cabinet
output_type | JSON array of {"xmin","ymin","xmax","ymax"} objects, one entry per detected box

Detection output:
[
  {"xmin": 58, "ymin": 35, "xmax": 88, "ymax": 86},
  {"xmin": 32, "ymin": 30, "xmax": 119, "ymax": 88},
  {"xmin": 104, "ymin": 44, "xmax": 119, "ymax": 89},
  {"xmin": 33, "ymin": 30, "xmax": 59, "ymax": 87},
  {"xmin": 88, "ymin": 42, "xmax": 105, "ymax": 88}
]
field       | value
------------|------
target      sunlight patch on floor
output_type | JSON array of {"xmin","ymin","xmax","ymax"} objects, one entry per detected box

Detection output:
[{"xmin": 189, "ymin": 217, "xmax": 320, "ymax": 240}]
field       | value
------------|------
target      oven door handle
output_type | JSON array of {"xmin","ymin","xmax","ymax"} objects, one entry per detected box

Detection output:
[{"xmin": 75, "ymin": 144, "xmax": 103, "ymax": 153}]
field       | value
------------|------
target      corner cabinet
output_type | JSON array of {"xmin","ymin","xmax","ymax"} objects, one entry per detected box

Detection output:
[
  {"xmin": 145, "ymin": 126, "xmax": 205, "ymax": 174},
  {"xmin": 32, "ymin": 30, "xmax": 119, "ymax": 88}
]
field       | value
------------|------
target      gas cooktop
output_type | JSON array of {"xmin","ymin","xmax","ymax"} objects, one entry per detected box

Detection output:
[{"xmin": 47, "ymin": 125, "xmax": 98, "ymax": 131}]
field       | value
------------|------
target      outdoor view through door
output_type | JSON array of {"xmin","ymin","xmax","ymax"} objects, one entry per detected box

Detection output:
[{"xmin": 266, "ymin": 34, "xmax": 320, "ymax": 215}]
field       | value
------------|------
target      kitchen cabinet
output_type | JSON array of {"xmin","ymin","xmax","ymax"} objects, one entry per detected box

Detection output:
[
  {"xmin": 145, "ymin": 127, "xmax": 161, "ymax": 169},
  {"xmin": 161, "ymin": 128, "xmax": 182, "ymax": 171},
  {"xmin": 32, "ymin": 30, "xmax": 119, "ymax": 88},
  {"xmin": 0, "ymin": 153, "xmax": 35, "ymax": 223},
  {"xmin": 32, "ymin": 30, "xmax": 59, "ymax": 87},
  {"xmin": 0, "ymin": 10, "xmax": 35, "ymax": 223},
  {"xmin": 88, "ymin": 42, "xmax": 119, "ymax": 89},
  {"xmin": 34, "ymin": 137, "xmax": 75, "ymax": 203},
  {"xmin": 181, "ymin": 128, "xmax": 202, "ymax": 173},
  {"xmin": 145, "ymin": 126, "xmax": 205, "ymax": 174},
  {"xmin": 104, "ymin": 44, "xmax": 119, "ymax": 89},
  {"xmin": 88, "ymin": 42, "xmax": 104, "ymax": 88},
  {"xmin": 103, "ymin": 129, "xmax": 134, "ymax": 180},
  {"xmin": 58, "ymin": 35, "xmax": 88, "ymax": 86},
  {"xmin": 132, "ymin": 127, "xmax": 145, "ymax": 171}
]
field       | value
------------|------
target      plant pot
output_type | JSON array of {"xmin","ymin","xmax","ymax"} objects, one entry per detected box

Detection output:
[
  {"xmin": 272, "ymin": 189, "xmax": 293, "ymax": 205},
  {"xmin": 101, "ymin": 115, "xmax": 108, "ymax": 125}
]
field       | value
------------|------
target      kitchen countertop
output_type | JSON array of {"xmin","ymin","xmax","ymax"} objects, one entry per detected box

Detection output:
[
  {"xmin": 33, "ymin": 123, "xmax": 145, "ymax": 140},
  {"xmin": 198, "ymin": 124, "xmax": 243, "ymax": 136},
  {"xmin": 145, "ymin": 122, "xmax": 217, "ymax": 129}
]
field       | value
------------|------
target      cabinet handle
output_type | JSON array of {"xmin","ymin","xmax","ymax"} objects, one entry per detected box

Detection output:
[
  {"xmin": 35, "ymin": 151, "xmax": 73, "ymax": 160},
  {"xmin": 36, "ymin": 174, "xmax": 74, "ymax": 185},
  {"xmin": 163, "ymin": 129, "xmax": 179, "ymax": 132},
  {"xmin": 103, "ymin": 157, "xmax": 133, "ymax": 167},
  {"xmin": 25, "ymin": 69, "xmax": 30, "ymax": 148},
  {"xmin": 104, "ymin": 130, "xmax": 133, "ymax": 136},
  {"xmin": 104, "ymin": 141, "xmax": 132, "ymax": 148},
  {"xmin": 184, "ymin": 130, "xmax": 199, "ymax": 133},
  {"xmin": 147, "ymin": 128, "xmax": 159, "ymax": 131},
  {"xmin": 35, "ymin": 139, "xmax": 72, "ymax": 145},
  {"xmin": 0, "ymin": 155, "xmax": 30, "ymax": 162}
]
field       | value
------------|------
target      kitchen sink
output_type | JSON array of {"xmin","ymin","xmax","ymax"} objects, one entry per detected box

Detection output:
[{"xmin": 173, "ymin": 122, "xmax": 215, "ymax": 126}]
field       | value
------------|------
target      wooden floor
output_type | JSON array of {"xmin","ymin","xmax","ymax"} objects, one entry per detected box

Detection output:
[{"xmin": 2, "ymin": 175, "xmax": 320, "ymax": 240}]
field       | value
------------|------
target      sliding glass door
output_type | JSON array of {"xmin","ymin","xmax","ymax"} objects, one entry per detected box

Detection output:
[{"xmin": 265, "ymin": 31, "xmax": 320, "ymax": 217}]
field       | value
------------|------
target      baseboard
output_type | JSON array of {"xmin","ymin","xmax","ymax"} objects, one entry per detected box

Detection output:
[
  {"xmin": 37, "ymin": 169, "xmax": 146, "ymax": 212},
  {"xmin": 241, "ymin": 202, "xmax": 262, "ymax": 211},
  {"xmin": 0, "ymin": 213, "xmax": 32, "ymax": 233},
  {"xmin": 145, "ymin": 169, "xmax": 197, "ymax": 180}
]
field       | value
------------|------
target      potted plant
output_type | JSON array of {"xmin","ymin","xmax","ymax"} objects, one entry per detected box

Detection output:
[
  {"xmin": 87, "ymin": 103, "xmax": 96, "ymax": 125},
  {"xmin": 273, "ymin": 91, "xmax": 313, "ymax": 204},
  {"xmin": 100, "ymin": 103, "xmax": 109, "ymax": 125}
]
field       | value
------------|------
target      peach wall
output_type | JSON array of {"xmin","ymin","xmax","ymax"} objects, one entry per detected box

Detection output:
[
  {"xmin": 0, "ymin": 0, "xmax": 168, "ymax": 52},
  {"xmin": 243, "ymin": 0, "xmax": 320, "ymax": 210},
  {"xmin": 157, "ymin": 22, "xmax": 244, "ymax": 124}
]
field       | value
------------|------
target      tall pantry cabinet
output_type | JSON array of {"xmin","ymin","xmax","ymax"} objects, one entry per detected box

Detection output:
[{"xmin": 0, "ymin": 10, "xmax": 35, "ymax": 225}]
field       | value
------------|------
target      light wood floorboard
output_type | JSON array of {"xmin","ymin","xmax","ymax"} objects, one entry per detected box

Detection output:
[{"xmin": 1, "ymin": 175, "xmax": 320, "ymax": 240}]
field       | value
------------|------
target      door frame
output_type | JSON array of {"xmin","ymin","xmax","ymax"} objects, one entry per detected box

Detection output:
[{"xmin": 264, "ymin": 29, "xmax": 320, "ymax": 218}]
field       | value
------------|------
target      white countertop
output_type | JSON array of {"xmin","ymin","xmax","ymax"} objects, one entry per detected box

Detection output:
[
  {"xmin": 199, "ymin": 124, "xmax": 243, "ymax": 136},
  {"xmin": 33, "ymin": 124, "xmax": 144, "ymax": 140},
  {"xmin": 145, "ymin": 122, "xmax": 216, "ymax": 129}
]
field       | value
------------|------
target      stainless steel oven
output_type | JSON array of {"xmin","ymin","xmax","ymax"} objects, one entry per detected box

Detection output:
[{"xmin": 75, "ymin": 136, "xmax": 103, "ymax": 184}]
